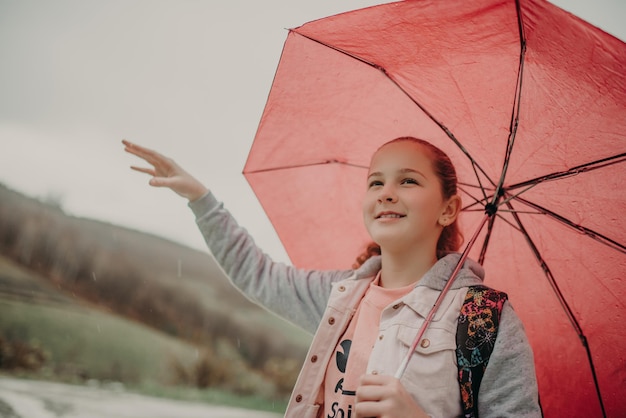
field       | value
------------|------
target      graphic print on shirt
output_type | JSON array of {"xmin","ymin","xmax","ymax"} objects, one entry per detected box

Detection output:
[
  {"xmin": 327, "ymin": 339, "xmax": 356, "ymax": 418},
  {"xmin": 334, "ymin": 339, "xmax": 356, "ymax": 396}
]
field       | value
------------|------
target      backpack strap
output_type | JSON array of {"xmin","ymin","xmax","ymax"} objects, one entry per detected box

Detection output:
[{"xmin": 456, "ymin": 285, "xmax": 508, "ymax": 418}]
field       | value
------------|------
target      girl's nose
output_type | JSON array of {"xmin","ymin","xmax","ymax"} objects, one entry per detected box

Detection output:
[{"xmin": 378, "ymin": 186, "xmax": 397, "ymax": 203}]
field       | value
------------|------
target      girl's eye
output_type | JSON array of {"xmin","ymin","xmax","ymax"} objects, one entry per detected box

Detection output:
[
  {"xmin": 402, "ymin": 178, "xmax": 418, "ymax": 185},
  {"xmin": 368, "ymin": 180, "xmax": 383, "ymax": 188}
]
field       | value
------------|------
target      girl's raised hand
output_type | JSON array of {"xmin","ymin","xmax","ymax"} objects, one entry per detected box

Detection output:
[
  {"xmin": 355, "ymin": 374, "xmax": 429, "ymax": 418},
  {"xmin": 123, "ymin": 140, "xmax": 208, "ymax": 202}
]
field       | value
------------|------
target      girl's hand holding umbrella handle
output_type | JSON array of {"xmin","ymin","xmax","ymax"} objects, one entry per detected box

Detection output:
[
  {"xmin": 355, "ymin": 374, "xmax": 430, "ymax": 418},
  {"xmin": 122, "ymin": 140, "xmax": 208, "ymax": 202}
]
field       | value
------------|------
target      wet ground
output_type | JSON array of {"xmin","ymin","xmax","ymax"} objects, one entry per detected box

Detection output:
[{"xmin": 0, "ymin": 377, "xmax": 282, "ymax": 418}]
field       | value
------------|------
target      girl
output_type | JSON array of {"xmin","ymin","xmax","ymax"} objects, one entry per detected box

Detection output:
[{"xmin": 123, "ymin": 137, "xmax": 541, "ymax": 418}]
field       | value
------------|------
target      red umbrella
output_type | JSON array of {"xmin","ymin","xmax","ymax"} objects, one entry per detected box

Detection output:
[{"xmin": 243, "ymin": 0, "xmax": 626, "ymax": 416}]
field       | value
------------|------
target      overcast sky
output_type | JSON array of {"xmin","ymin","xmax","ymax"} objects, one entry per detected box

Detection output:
[{"xmin": 1, "ymin": 0, "xmax": 625, "ymax": 265}]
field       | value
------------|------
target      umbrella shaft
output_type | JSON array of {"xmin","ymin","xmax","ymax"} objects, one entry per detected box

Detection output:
[{"xmin": 394, "ymin": 213, "xmax": 491, "ymax": 379}]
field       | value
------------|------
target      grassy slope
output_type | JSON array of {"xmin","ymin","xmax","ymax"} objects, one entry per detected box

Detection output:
[
  {"xmin": 0, "ymin": 184, "xmax": 310, "ymax": 411},
  {"xmin": 0, "ymin": 255, "xmax": 289, "ymax": 412},
  {"xmin": 0, "ymin": 255, "xmax": 197, "ymax": 383},
  {"xmin": 0, "ymin": 183, "xmax": 311, "ymax": 351}
]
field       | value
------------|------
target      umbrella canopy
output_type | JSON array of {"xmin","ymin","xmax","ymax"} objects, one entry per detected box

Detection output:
[{"xmin": 243, "ymin": 0, "xmax": 626, "ymax": 416}]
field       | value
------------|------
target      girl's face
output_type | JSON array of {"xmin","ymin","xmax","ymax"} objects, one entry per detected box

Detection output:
[{"xmin": 362, "ymin": 141, "xmax": 451, "ymax": 252}]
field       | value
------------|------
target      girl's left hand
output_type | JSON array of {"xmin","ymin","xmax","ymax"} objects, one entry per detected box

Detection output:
[
  {"xmin": 354, "ymin": 374, "xmax": 429, "ymax": 418},
  {"xmin": 122, "ymin": 140, "xmax": 208, "ymax": 202}
]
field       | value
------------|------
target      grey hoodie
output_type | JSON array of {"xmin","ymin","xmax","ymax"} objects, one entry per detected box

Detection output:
[{"xmin": 190, "ymin": 191, "xmax": 542, "ymax": 417}]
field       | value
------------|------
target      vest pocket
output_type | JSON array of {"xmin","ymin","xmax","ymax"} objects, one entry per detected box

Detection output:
[{"xmin": 396, "ymin": 325, "xmax": 457, "ymax": 390}]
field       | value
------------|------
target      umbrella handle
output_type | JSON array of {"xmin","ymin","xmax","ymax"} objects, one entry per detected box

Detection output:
[{"xmin": 394, "ymin": 213, "xmax": 491, "ymax": 380}]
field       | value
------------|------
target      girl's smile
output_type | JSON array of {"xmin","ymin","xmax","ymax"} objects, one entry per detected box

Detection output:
[{"xmin": 375, "ymin": 211, "xmax": 405, "ymax": 220}]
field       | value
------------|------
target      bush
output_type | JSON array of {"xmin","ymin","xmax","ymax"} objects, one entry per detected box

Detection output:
[
  {"xmin": 262, "ymin": 357, "xmax": 300, "ymax": 396},
  {"xmin": 0, "ymin": 336, "xmax": 47, "ymax": 371},
  {"xmin": 168, "ymin": 346, "xmax": 233, "ymax": 389}
]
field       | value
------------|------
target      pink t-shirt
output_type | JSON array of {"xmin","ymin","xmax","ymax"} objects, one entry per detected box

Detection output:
[{"xmin": 322, "ymin": 274, "xmax": 415, "ymax": 417}]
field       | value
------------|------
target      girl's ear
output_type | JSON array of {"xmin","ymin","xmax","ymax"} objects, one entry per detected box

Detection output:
[{"xmin": 438, "ymin": 195, "xmax": 462, "ymax": 227}]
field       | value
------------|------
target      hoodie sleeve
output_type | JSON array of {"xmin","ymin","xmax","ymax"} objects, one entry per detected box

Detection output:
[
  {"xmin": 478, "ymin": 301, "xmax": 542, "ymax": 417},
  {"xmin": 188, "ymin": 191, "xmax": 352, "ymax": 333}
]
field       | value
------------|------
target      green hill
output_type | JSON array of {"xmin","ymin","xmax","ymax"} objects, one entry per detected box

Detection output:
[{"xmin": 0, "ymin": 183, "xmax": 310, "ymax": 407}]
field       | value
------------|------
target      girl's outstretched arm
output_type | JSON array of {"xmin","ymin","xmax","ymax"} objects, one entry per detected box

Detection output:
[
  {"xmin": 123, "ymin": 140, "xmax": 349, "ymax": 332},
  {"xmin": 122, "ymin": 139, "xmax": 208, "ymax": 202}
]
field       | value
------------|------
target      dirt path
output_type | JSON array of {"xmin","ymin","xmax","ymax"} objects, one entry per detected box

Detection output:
[{"xmin": 0, "ymin": 377, "xmax": 282, "ymax": 418}]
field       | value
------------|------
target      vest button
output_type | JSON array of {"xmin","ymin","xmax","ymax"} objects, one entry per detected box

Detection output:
[
  {"xmin": 420, "ymin": 338, "xmax": 430, "ymax": 348},
  {"xmin": 295, "ymin": 394, "xmax": 303, "ymax": 402},
  {"xmin": 338, "ymin": 285, "xmax": 346, "ymax": 292},
  {"xmin": 328, "ymin": 317, "xmax": 335, "ymax": 325},
  {"xmin": 311, "ymin": 355, "xmax": 318, "ymax": 363}
]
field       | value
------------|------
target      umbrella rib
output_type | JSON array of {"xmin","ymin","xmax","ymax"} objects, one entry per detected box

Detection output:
[
  {"xmin": 507, "ymin": 153, "xmax": 626, "ymax": 191},
  {"xmin": 470, "ymin": 164, "xmax": 491, "ymax": 203},
  {"xmin": 495, "ymin": 155, "xmax": 625, "ymax": 235},
  {"xmin": 493, "ymin": 205, "xmax": 527, "ymax": 231},
  {"xmin": 291, "ymin": 29, "xmax": 496, "ymax": 192},
  {"xmin": 243, "ymin": 160, "xmax": 368, "ymax": 175},
  {"xmin": 477, "ymin": 214, "xmax": 497, "ymax": 264},
  {"xmin": 496, "ymin": 208, "xmax": 542, "ymax": 215},
  {"xmin": 514, "ymin": 195, "xmax": 625, "ymax": 254},
  {"xmin": 458, "ymin": 183, "xmax": 490, "ymax": 211},
  {"xmin": 492, "ymin": 0, "xmax": 526, "ymax": 206},
  {"xmin": 505, "ymin": 200, "xmax": 607, "ymax": 417}
]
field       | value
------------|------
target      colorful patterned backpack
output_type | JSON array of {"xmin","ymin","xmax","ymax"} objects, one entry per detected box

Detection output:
[{"xmin": 455, "ymin": 285, "xmax": 508, "ymax": 418}]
